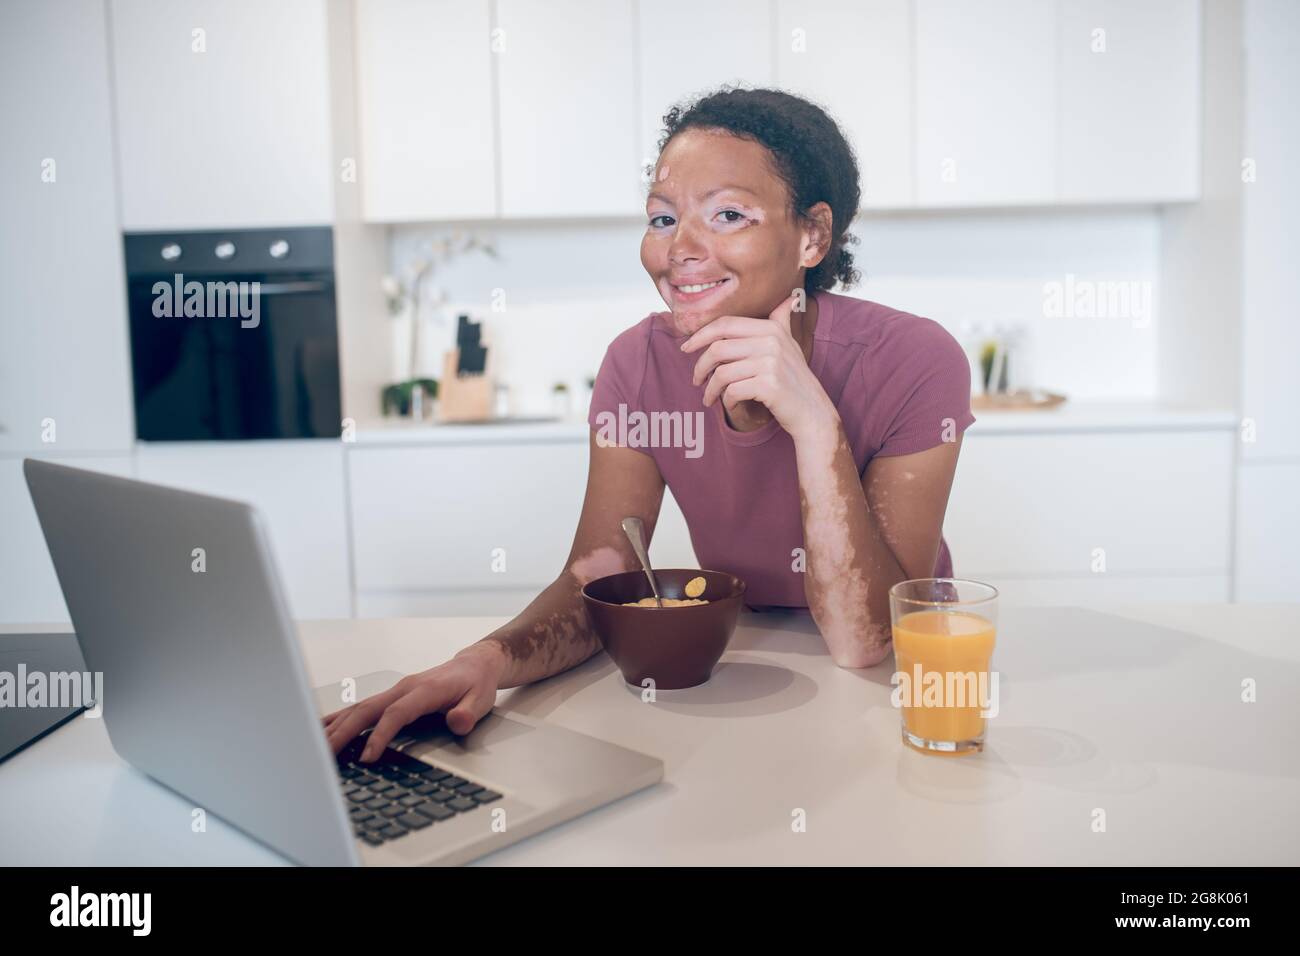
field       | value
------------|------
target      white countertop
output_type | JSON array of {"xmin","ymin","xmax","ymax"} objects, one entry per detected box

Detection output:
[
  {"xmin": 352, "ymin": 402, "xmax": 1238, "ymax": 446},
  {"xmin": 2, "ymin": 602, "xmax": 1296, "ymax": 865}
]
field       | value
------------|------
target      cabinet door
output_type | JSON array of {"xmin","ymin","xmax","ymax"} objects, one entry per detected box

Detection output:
[
  {"xmin": 944, "ymin": 430, "xmax": 1233, "ymax": 577},
  {"xmin": 349, "ymin": 442, "xmax": 589, "ymax": 592},
  {"xmin": 639, "ymin": 0, "xmax": 773, "ymax": 176},
  {"xmin": 350, "ymin": 439, "xmax": 697, "ymax": 612},
  {"xmin": 356, "ymin": 0, "xmax": 496, "ymax": 221},
  {"xmin": 1059, "ymin": 0, "xmax": 1200, "ymax": 202},
  {"xmin": 914, "ymin": 0, "xmax": 1057, "ymax": 206},
  {"xmin": 1240, "ymin": 0, "xmax": 1300, "ymax": 461},
  {"xmin": 0, "ymin": 455, "xmax": 136, "ymax": 625},
  {"xmin": 109, "ymin": 0, "xmax": 334, "ymax": 229},
  {"xmin": 776, "ymin": 0, "xmax": 913, "ymax": 209},
  {"xmin": 0, "ymin": 0, "xmax": 134, "ymax": 454},
  {"xmin": 134, "ymin": 442, "xmax": 351, "ymax": 619},
  {"xmin": 1235, "ymin": 463, "xmax": 1300, "ymax": 603},
  {"xmin": 496, "ymin": 0, "xmax": 640, "ymax": 217}
]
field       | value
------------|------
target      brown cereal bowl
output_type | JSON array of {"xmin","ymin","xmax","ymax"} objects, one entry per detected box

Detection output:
[{"xmin": 581, "ymin": 569, "xmax": 746, "ymax": 690}]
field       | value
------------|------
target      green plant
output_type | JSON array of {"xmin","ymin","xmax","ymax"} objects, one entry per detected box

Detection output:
[
  {"xmin": 381, "ymin": 378, "xmax": 439, "ymax": 417},
  {"xmin": 979, "ymin": 341, "xmax": 1008, "ymax": 393}
]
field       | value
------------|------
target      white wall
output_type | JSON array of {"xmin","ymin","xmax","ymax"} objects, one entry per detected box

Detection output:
[{"xmin": 0, "ymin": 0, "xmax": 134, "ymax": 454}]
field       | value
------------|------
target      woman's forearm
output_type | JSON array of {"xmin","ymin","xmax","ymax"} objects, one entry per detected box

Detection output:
[
  {"xmin": 794, "ymin": 416, "xmax": 906, "ymax": 668},
  {"xmin": 458, "ymin": 571, "xmax": 604, "ymax": 689}
]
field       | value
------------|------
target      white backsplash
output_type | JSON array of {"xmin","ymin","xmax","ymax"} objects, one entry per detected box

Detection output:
[{"xmin": 386, "ymin": 207, "xmax": 1164, "ymax": 414}]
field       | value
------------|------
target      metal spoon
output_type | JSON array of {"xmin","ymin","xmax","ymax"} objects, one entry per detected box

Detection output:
[{"xmin": 620, "ymin": 516, "xmax": 663, "ymax": 608}]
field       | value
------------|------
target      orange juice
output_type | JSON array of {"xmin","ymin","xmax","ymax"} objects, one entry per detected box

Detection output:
[{"xmin": 892, "ymin": 609, "xmax": 996, "ymax": 749}]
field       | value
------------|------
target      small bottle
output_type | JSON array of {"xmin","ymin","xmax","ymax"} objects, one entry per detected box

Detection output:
[{"xmin": 551, "ymin": 382, "xmax": 571, "ymax": 420}]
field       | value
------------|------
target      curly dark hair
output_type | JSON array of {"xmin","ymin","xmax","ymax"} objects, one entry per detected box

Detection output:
[{"xmin": 653, "ymin": 86, "xmax": 862, "ymax": 293}]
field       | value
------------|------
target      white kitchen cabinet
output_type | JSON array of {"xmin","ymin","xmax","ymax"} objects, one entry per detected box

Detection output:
[
  {"xmin": 134, "ymin": 441, "xmax": 352, "ymax": 619},
  {"xmin": 348, "ymin": 438, "xmax": 697, "ymax": 617},
  {"xmin": 109, "ymin": 0, "xmax": 334, "ymax": 229},
  {"xmin": 1058, "ymin": 0, "xmax": 1200, "ymax": 202},
  {"xmin": 915, "ymin": 0, "xmax": 1058, "ymax": 206},
  {"xmin": 1234, "ymin": 462, "xmax": 1300, "ymax": 603},
  {"xmin": 639, "ymin": 0, "xmax": 773, "ymax": 177},
  {"xmin": 0, "ymin": 0, "xmax": 134, "ymax": 455},
  {"xmin": 1239, "ymin": 0, "xmax": 1300, "ymax": 463},
  {"xmin": 355, "ymin": 0, "xmax": 496, "ymax": 222},
  {"xmin": 350, "ymin": 441, "xmax": 587, "ymax": 595},
  {"xmin": 776, "ymin": 0, "xmax": 913, "ymax": 209},
  {"xmin": 0, "ymin": 455, "xmax": 136, "ymax": 625},
  {"xmin": 495, "ymin": 0, "xmax": 640, "ymax": 217},
  {"xmin": 1233, "ymin": 0, "xmax": 1300, "ymax": 602},
  {"xmin": 944, "ymin": 428, "xmax": 1234, "ymax": 581}
]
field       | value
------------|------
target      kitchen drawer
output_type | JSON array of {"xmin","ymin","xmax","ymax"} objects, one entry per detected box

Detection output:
[
  {"xmin": 349, "ymin": 443, "xmax": 589, "ymax": 591},
  {"xmin": 945, "ymin": 429, "xmax": 1234, "ymax": 576},
  {"xmin": 356, "ymin": 589, "xmax": 539, "ymax": 620},
  {"xmin": 348, "ymin": 441, "xmax": 698, "ymax": 594}
]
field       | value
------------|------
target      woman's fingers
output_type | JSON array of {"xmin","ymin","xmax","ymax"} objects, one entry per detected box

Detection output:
[
  {"xmin": 445, "ymin": 679, "xmax": 498, "ymax": 736},
  {"xmin": 325, "ymin": 687, "xmax": 405, "ymax": 754},
  {"xmin": 719, "ymin": 376, "xmax": 763, "ymax": 413},
  {"xmin": 702, "ymin": 358, "xmax": 758, "ymax": 407},
  {"xmin": 680, "ymin": 314, "xmax": 770, "ymax": 353},
  {"xmin": 690, "ymin": 336, "xmax": 760, "ymax": 386},
  {"xmin": 360, "ymin": 683, "xmax": 455, "ymax": 761}
]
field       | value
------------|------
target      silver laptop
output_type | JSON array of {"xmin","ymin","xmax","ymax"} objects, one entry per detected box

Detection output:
[{"xmin": 24, "ymin": 458, "xmax": 662, "ymax": 866}]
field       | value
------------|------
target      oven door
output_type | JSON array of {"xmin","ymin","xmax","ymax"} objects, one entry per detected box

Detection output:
[{"xmin": 128, "ymin": 274, "xmax": 342, "ymax": 440}]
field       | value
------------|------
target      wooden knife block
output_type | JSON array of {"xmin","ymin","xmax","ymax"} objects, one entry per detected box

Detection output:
[{"xmin": 437, "ymin": 348, "xmax": 494, "ymax": 422}]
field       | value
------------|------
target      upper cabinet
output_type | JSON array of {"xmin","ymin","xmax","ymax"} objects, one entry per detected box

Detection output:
[
  {"xmin": 1058, "ymin": 0, "xmax": 1201, "ymax": 202},
  {"xmin": 914, "ymin": 0, "xmax": 1200, "ymax": 207},
  {"xmin": 915, "ymin": 0, "xmax": 1058, "ymax": 206},
  {"xmin": 109, "ymin": 0, "xmax": 335, "ymax": 229},
  {"xmin": 347, "ymin": 0, "xmax": 1202, "ymax": 222},
  {"xmin": 776, "ymin": 0, "xmax": 913, "ymax": 210},
  {"xmin": 355, "ymin": 0, "xmax": 495, "ymax": 222},
  {"xmin": 639, "ymin": 0, "xmax": 773, "ymax": 176},
  {"xmin": 496, "ymin": 0, "xmax": 640, "ymax": 217}
]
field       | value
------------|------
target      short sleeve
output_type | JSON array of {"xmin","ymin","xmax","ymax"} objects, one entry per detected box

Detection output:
[
  {"xmin": 870, "ymin": 318, "xmax": 976, "ymax": 458},
  {"xmin": 587, "ymin": 321, "xmax": 652, "ymax": 454}
]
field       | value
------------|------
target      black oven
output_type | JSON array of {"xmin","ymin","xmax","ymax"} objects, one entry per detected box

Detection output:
[{"xmin": 125, "ymin": 226, "xmax": 342, "ymax": 440}]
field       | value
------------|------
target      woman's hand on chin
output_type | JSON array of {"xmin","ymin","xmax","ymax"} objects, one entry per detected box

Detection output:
[{"xmin": 680, "ymin": 291, "xmax": 839, "ymax": 443}]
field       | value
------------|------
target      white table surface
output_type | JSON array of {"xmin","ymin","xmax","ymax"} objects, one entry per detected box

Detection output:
[{"xmin": 2, "ymin": 603, "xmax": 1297, "ymax": 865}]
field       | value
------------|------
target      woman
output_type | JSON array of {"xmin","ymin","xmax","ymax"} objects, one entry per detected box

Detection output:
[{"xmin": 325, "ymin": 88, "xmax": 974, "ymax": 763}]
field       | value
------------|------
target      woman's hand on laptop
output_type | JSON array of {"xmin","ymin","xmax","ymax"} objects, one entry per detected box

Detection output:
[{"xmin": 322, "ymin": 642, "xmax": 509, "ymax": 762}]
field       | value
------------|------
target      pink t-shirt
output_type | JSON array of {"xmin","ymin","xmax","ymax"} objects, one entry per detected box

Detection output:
[{"xmin": 587, "ymin": 289, "xmax": 975, "ymax": 609}]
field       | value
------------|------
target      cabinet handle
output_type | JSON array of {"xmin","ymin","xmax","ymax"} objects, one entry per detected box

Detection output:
[{"xmin": 254, "ymin": 280, "xmax": 328, "ymax": 296}]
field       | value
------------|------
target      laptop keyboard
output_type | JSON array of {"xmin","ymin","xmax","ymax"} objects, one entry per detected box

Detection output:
[{"xmin": 336, "ymin": 736, "xmax": 502, "ymax": 847}]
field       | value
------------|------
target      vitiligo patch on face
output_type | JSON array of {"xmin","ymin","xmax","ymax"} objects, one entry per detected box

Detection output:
[{"xmin": 657, "ymin": 165, "xmax": 670, "ymax": 181}]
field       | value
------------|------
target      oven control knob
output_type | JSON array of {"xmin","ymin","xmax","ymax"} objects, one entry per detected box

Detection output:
[
  {"xmin": 160, "ymin": 242, "xmax": 182, "ymax": 262},
  {"xmin": 214, "ymin": 240, "xmax": 236, "ymax": 260},
  {"xmin": 268, "ymin": 239, "xmax": 290, "ymax": 259}
]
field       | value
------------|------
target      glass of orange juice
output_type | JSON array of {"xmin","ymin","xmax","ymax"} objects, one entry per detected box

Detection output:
[{"xmin": 889, "ymin": 578, "xmax": 998, "ymax": 755}]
